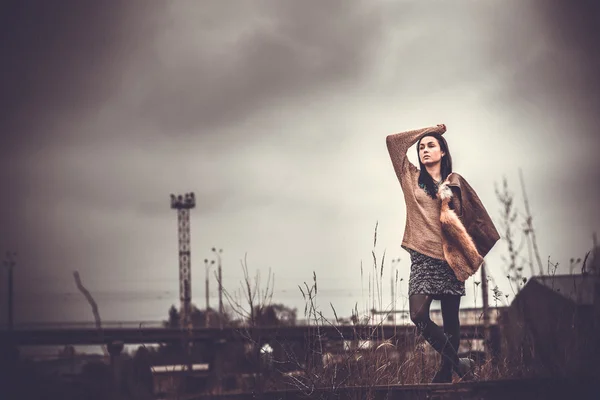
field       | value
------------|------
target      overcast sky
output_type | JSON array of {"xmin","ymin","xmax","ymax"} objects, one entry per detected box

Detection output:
[{"xmin": 1, "ymin": 0, "xmax": 599, "ymax": 325}]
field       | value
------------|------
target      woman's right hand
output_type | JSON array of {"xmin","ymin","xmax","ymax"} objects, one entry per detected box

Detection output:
[{"xmin": 437, "ymin": 124, "xmax": 447, "ymax": 133}]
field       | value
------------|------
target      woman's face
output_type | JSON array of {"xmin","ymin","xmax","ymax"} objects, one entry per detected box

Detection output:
[{"xmin": 418, "ymin": 136, "xmax": 445, "ymax": 166}]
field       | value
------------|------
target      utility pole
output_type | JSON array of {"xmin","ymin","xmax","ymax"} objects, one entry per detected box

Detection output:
[
  {"xmin": 212, "ymin": 248, "xmax": 223, "ymax": 329},
  {"xmin": 203, "ymin": 258, "xmax": 215, "ymax": 327},
  {"xmin": 3, "ymin": 252, "xmax": 16, "ymax": 330}
]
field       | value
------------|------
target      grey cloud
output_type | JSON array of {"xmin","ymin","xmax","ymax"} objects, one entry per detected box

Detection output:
[
  {"xmin": 127, "ymin": 0, "xmax": 384, "ymax": 134},
  {"xmin": 486, "ymin": 1, "xmax": 600, "ymax": 225},
  {"xmin": 0, "ymin": 0, "xmax": 386, "ymax": 184},
  {"xmin": 484, "ymin": 1, "xmax": 600, "ymax": 124},
  {"xmin": 0, "ymin": 1, "xmax": 159, "ymax": 152}
]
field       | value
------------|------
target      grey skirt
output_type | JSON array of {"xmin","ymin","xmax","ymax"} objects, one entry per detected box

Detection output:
[{"xmin": 406, "ymin": 248, "xmax": 465, "ymax": 298}]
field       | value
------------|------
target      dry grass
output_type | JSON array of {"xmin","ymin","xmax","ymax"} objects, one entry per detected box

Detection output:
[
  {"xmin": 218, "ymin": 223, "xmax": 516, "ymax": 397},
  {"xmin": 212, "ymin": 171, "xmax": 599, "ymax": 395},
  {"xmin": 219, "ymin": 245, "xmax": 598, "ymax": 397}
]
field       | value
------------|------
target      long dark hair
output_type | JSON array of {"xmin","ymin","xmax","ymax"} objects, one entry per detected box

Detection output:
[{"xmin": 416, "ymin": 132, "xmax": 453, "ymax": 199}]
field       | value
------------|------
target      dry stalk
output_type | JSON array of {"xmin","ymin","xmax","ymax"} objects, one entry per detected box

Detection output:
[
  {"xmin": 495, "ymin": 177, "xmax": 527, "ymax": 290},
  {"xmin": 73, "ymin": 271, "xmax": 108, "ymax": 357},
  {"xmin": 519, "ymin": 169, "xmax": 544, "ymax": 276},
  {"xmin": 275, "ymin": 222, "xmax": 447, "ymax": 395}
]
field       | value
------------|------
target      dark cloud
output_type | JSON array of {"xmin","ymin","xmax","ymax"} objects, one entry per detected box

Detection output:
[
  {"xmin": 0, "ymin": 0, "xmax": 155, "ymax": 152},
  {"xmin": 484, "ymin": 1, "xmax": 600, "ymax": 131},
  {"xmin": 1, "ymin": 0, "xmax": 384, "ymax": 150},
  {"xmin": 0, "ymin": 0, "xmax": 384, "ymax": 323},
  {"xmin": 530, "ymin": 1, "xmax": 600, "ymax": 207},
  {"xmin": 539, "ymin": 0, "xmax": 600, "ymax": 137},
  {"xmin": 539, "ymin": 0, "xmax": 600, "ymax": 77},
  {"xmin": 0, "ymin": 0, "xmax": 152, "ymax": 322},
  {"xmin": 474, "ymin": 1, "xmax": 600, "ymax": 222},
  {"xmin": 130, "ymin": 1, "xmax": 384, "ymax": 134}
]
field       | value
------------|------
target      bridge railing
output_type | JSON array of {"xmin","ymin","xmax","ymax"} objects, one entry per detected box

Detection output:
[
  {"xmin": 1, "ymin": 316, "xmax": 491, "ymax": 330},
  {"xmin": 1, "ymin": 321, "xmax": 166, "ymax": 330}
]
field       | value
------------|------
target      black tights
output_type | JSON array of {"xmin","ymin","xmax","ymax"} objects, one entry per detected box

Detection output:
[{"xmin": 410, "ymin": 294, "xmax": 461, "ymax": 372}]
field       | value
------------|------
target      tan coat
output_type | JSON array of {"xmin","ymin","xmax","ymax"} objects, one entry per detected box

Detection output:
[
  {"xmin": 386, "ymin": 124, "xmax": 501, "ymax": 281},
  {"xmin": 437, "ymin": 173, "xmax": 500, "ymax": 281}
]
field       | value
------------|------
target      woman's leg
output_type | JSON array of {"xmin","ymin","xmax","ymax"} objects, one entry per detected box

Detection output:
[
  {"xmin": 409, "ymin": 294, "xmax": 459, "ymax": 373},
  {"xmin": 439, "ymin": 295, "xmax": 462, "ymax": 375}
]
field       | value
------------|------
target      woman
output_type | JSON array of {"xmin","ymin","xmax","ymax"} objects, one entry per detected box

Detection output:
[{"xmin": 385, "ymin": 124, "xmax": 499, "ymax": 383}]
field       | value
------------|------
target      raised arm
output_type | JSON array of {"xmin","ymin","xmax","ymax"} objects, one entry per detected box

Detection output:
[{"xmin": 386, "ymin": 124, "xmax": 446, "ymax": 182}]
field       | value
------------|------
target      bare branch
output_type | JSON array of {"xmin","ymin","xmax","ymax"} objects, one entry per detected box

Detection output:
[
  {"xmin": 519, "ymin": 168, "xmax": 544, "ymax": 275},
  {"xmin": 73, "ymin": 271, "xmax": 108, "ymax": 357},
  {"xmin": 495, "ymin": 176, "xmax": 525, "ymax": 289}
]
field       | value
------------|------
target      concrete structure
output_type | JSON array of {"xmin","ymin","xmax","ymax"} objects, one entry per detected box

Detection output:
[{"xmin": 499, "ymin": 273, "xmax": 600, "ymax": 379}]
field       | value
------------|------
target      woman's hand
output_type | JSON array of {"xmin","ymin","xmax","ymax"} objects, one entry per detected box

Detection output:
[{"xmin": 437, "ymin": 124, "xmax": 447, "ymax": 133}]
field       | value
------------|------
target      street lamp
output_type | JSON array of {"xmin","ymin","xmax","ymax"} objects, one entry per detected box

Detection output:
[
  {"xmin": 212, "ymin": 247, "xmax": 223, "ymax": 329},
  {"xmin": 203, "ymin": 258, "xmax": 215, "ymax": 327}
]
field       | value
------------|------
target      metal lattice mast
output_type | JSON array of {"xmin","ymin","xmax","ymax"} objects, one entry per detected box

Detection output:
[{"xmin": 170, "ymin": 192, "xmax": 195, "ymax": 330}]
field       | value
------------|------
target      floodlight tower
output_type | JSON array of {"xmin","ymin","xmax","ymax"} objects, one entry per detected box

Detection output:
[{"xmin": 170, "ymin": 192, "xmax": 195, "ymax": 330}]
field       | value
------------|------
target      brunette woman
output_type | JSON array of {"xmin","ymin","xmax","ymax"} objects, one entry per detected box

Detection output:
[{"xmin": 386, "ymin": 124, "xmax": 499, "ymax": 383}]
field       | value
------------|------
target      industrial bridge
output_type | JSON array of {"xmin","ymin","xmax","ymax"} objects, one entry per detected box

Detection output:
[{"xmin": 0, "ymin": 323, "xmax": 497, "ymax": 346}]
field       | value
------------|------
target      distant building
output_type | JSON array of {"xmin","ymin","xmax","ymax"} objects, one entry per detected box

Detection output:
[{"xmin": 499, "ymin": 273, "xmax": 600, "ymax": 379}]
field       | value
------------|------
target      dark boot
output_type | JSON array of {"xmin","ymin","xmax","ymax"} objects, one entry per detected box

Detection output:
[
  {"xmin": 454, "ymin": 357, "xmax": 476, "ymax": 381},
  {"xmin": 431, "ymin": 364, "xmax": 452, "ymax": 383}
]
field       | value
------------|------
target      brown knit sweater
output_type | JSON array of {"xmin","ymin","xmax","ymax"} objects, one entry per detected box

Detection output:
[{"xmin": 386, "ymin": 125, "xmax": 448, "ymax": 260}]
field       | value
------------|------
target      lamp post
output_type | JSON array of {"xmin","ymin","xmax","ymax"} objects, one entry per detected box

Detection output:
[
  {"xmin": 212, "ymin": 247, "xmax": 223, "ymax": 329},
  {"xmin": 203, "ymin": 258, "xmax": 215, "ymax": 327}
]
